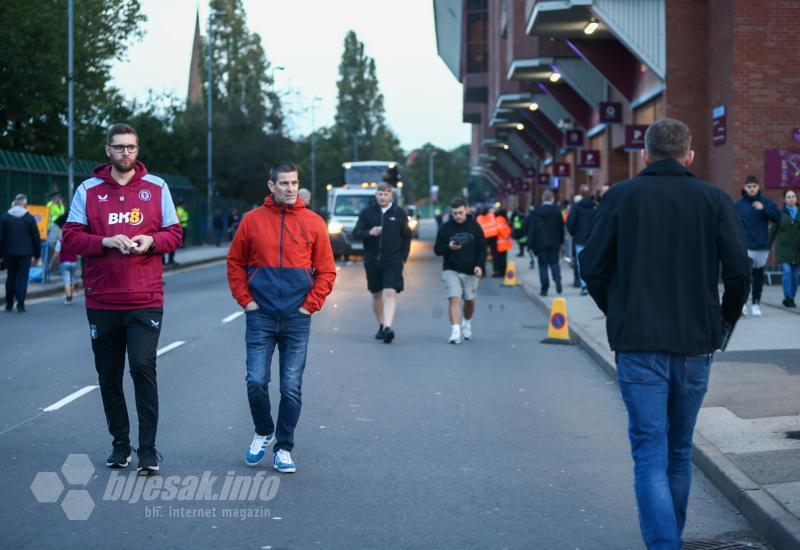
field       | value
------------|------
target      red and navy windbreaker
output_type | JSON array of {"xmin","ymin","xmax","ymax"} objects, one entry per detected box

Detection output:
[
  {"xmin": 62, "ymin": 162, "xmax": 182, "ymax": 310},
  {"xmin": 227, "ymin": 195, "xmax": 336, "ymax": 314}
]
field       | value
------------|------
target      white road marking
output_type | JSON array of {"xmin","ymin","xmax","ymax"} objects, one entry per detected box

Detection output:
[
  {"xmin": 157, "ymin": 341, "xmax": 186, "ymax": 357},
  {"xmin": 222, "ymin": 311, "xmax": 244, "ymax": 323},
  {"xmin": 43, "ymin": 385, "xmax": 99, "ymax": 412}
]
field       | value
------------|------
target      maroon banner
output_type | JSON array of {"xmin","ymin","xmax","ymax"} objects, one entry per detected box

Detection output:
[
  {"xmin": 554, "ymin": 163, "xmax": 571, "ymax": 177},
  {"xmin": 537, "ymin": 174, "xmax": 550, "ymax": 186},
  {"xmin": 764, "ymin": 149, "xmax": 800, "ymax": 189},
  {"xmin": 599, "ymin": 102, "xmax": 622, "ymax": 124},
  {"xmin": 579, "ymin": 150, "xmax": 601, "ymax": 169},
  {"xmin": 624, "ymin": 125, "xmax": 648, "ymax": 150},
  {"xmin": 564, "ymin": 130, "xmax": 585, "ymax": 148}
]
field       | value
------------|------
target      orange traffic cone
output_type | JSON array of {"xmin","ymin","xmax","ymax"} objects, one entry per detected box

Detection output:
[
  {"xmin": 541, "ymin": 297, "xmax": 575, "ymax": 345},
  {"xmin": 503, "ymin": 261, "xmax": 518, "ymax": 286}
]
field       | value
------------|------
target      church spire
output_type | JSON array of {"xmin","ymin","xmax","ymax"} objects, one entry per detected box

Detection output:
[{"xmin": 187, "ymin": 9, "xmax": 203, "ymax": 105}]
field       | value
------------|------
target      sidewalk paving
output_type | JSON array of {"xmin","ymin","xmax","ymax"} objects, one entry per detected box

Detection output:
[
  {"xmin": 1, "ymin": 244, "xmax": 230, "ymax": 301},
  {"xmin": 513, "ymin": 253, "xmax": 800, "ymax": 550}
]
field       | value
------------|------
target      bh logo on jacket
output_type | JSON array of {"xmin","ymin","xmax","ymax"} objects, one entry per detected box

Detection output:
[{"xmin": 108, "ymin": 208, "xmax": 144, "ymax": 226}]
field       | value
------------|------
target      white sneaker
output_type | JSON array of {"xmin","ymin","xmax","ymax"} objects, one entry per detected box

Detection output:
[
  {"xmin": 273, "ymin": 449, "xmax": 296, "ymax": 473},
  {"xmin": 461, "ymin": 321, "xmax": 472, "ymax": 340},
  {"xmin": 448, "ymin": 326, "xmax": 461, "ymax": 344},
  {"xmin": 742, "ymin": 304, "xmax": 749, "ymax": 317},
  {"xmin": 751, "ymin": 304, "xmax": 762, "ymax": 317}
]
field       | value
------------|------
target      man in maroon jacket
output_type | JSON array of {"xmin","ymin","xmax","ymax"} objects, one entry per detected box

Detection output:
[{"xmin": 63, "ymin": 123, "xmax": 182, "ymax": 475}]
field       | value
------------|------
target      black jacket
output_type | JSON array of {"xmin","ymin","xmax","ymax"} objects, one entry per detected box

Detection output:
[
  {"xmin": 579, "ymin": 159, "xmax": 751, "ymax": 355},
  {"xmin": 433, "ymin": 216, "xmax": 487, "ymax": 274},
  {"xmin": 0, "ymin": 206, "xmax": 41, "ymax": 259},
  {"xmin": 527, "ymin": 203, "xmax": 564, "ymax": 252},
  {"xmin": 735, "ymin": 191, "xmax": 781, "ymax": 250},
  {"xmin": 566, "ymin": 197, "xmax": 598, "ymax": 245},
  {"xmin": 353, "ymin": 203, "xmax": 412, "ymax": 265}
]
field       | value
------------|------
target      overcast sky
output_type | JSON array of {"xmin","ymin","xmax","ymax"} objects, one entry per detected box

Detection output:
[{"xmin": 109, "ymin": 0, "xmax": 470, "ymax": 153}]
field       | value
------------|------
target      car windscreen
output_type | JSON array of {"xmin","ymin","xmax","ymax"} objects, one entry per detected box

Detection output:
[
  {"xmin": 344, "ymin": 166, "xmax": 388, "ymax": 187},
  {"xmin": 333, "ymin": 195, "xmax": 373, "ymax": 216}
]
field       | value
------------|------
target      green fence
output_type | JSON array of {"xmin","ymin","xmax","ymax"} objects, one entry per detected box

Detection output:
[{"xmin": 0, "ymin": 149, "xmax": 248, "ymax": 244}]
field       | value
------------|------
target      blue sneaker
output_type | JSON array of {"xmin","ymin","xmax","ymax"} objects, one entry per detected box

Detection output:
[
  {"xmin": 273, "ymin": 449, "xmax": 296, "ymax": 473},
  {"xmin": 245, "ymin": 433, "xmax": 274, "ymax": 466}
]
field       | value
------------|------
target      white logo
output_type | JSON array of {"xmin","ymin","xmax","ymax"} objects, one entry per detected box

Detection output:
[
  {"xmin": 138, "ymin": 190, "xmax": 152, "ymax": 201},
  {"xmin": 98, "ymin": 194, "xmax": 108, "ymax": 202},
  {"xmin": 150, "ymin": 320, "xmax": 160, "ymax": 328},
  {"xmin": 108, "ymin": 208, "xmax": 144, "ymax": 226}
]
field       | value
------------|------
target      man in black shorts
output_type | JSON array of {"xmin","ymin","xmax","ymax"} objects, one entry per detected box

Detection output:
[{"xmin": 353, "ymin": 182, "xmax": 412, "ymax": 343}]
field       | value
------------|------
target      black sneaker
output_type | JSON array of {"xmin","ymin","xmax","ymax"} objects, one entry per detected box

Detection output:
[
  {"xmin": 4, "ymin": 304, "xmax": 12, "ymax": 312},
  {"xmin": 106, "ymin": 445, "xmax": 134, "ymax": 468},
  {"xmin": 540, "ymin": 289, "xmax": 548, "ymax": 297},
  {"xmin": 580, "ymin": 288, "xmax": 589, "ymax": 296},
  {"xmin": 556, "ymin": 281, "xmax": 563, "ymax": 294},
  {"xmin": 374, "ymin": 325, "xmax": 385, "ymax": 339},
  {"xmin": 17, "ymin": 305, "xmax": 26, "ymax": 313},
  {"xmin": 784, "ymin": 298, "xmax": 792, "ymax": 307},
  {"xmin": 137, "ymin": 447, "xmax": 162, "ymax": 476},
  {"xmin": 790, "ymin": 300, "xmax": 798, "ymax": 308},
  {"xmin": 382, "ymin": 327, "xmax": 395, "ymax": 344}
]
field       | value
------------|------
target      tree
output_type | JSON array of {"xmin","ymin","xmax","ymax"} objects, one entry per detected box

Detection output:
[
  {"xmin": 0, "ymin": 0, "xmax": 146, "ymax": 158},
  {"xmin": 333, "ymin": 30, "xmax": 402, "ymax": 162},
  {"xmin": 198, "ymin": 0, "xmax": 289, "ymax": 201},
  {"xmin": 404, "ymin": 144, "xmax": 472, "ymax": 206}
]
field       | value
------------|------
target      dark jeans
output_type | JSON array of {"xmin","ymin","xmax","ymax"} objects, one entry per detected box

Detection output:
[
  {"xmin": 4, "ymin": 255, "xmax": 32, "ymax": 309},
  {"xmin": 535, "ymin": 247, "xmax": 561, "ymax": 290},
  {"xmin": 245, "ymin": 308, "xmax": 311, "ymax": 452},
  {"xmin": 87, "ymin": 308, "xmax": 163, "ymax": 450},
  {"xmin": 213, "ymin": 227, "xmax": 224, "ymax": 247},
  {"xmin": 495, "ymin": 250, "xmax": 507, "ymax": 277},
  {"xmin": 750, "ymin": 266, "xmax": 765, "ymax": 303},
  {"xmin": 616, "ymin": 352, "xmax": 713, "ymax": 550},
  {"xmin": 783, "ymin": 263, "xmax": 800, "ymax": 300}
]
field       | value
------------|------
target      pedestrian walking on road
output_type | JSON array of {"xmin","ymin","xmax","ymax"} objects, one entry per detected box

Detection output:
[
  {"xmin": 510, "ymin": 206, "xmax": 527, "ymax": 258},
  {"xmin": 433, "ymin": 198, "xmax": 486, "ymax": 344},
  {"xmin": 227, "ymin": 207, "xmax": 241, "ymax": 240},
  {"xmin": 770, "ymin": 188, "xmax": 800, "ymax": 307},
  {"xmin": 0, "ymin": 194, "xmax": 41, "ymax": 313},
  {"xmin": 353, "ymin": 182, "xmax": 412, "ymax": 344},
  {"xmin": 62, "ymin": 123, "xmax": 183, "ymax": 474},
  {"xmin": 579, "ymin": 118, "xmax": 750, "ymax": 550},
  {"xmin": 527, "ymin": 190, "xmax": 564, "ymax": 296},
  {"xmin": 736, "ymin": 175, "xmax": 781, "ymax": 316},
  {"xmin": 227, "ymin": 162, "xmax": 336, "ymax": 473},
  {"xmin": 212, "ymin": 208, "xmax": 224, "ymax": 247},
  {"xmin": 567, "ymin": 184, "xmax": 598, "ymax": 296}
]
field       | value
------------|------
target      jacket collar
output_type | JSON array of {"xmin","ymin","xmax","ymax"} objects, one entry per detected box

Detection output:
[
  {"xmin": 263, "ymin": 194, "xmax": 306, "ymax": 212},
  {"xmin": 637, "ymin": 158, "xmax": 696, "ymax": 179}
]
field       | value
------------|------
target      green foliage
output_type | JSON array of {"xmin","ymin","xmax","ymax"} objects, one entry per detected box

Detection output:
[
  {"xmin": 0, "ymin": 0, "xmax": 146, "ymax": 158},
  {"xmin": 403, "ymin": 144, "xmax": 473, "ymax": 206}
]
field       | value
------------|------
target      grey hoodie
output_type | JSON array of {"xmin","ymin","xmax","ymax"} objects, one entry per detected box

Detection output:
[{"xmin": 8, "ymin": 205, "xmax": 28, "ymax": 218}]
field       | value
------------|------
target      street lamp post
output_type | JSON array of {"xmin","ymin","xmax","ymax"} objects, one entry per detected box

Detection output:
[
  {"xmin": 206, "ymin": 13, "xmax": 216, "ymax": 243},
  {"xmin": 310, "ymin": 96, "xmax": 321, "ymax": 209},
  {"xmin": 67, "ymin": 0, "xmax": 74, "ymax": 206},
  {"xmin": 428, "ymin": 149, "xmax": 437, "ymax": 217}
]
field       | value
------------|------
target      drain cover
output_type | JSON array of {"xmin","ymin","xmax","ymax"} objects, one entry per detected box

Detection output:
[{"xmin": 682, "ymin": 541, "xmax": 759, "ymax": 550}]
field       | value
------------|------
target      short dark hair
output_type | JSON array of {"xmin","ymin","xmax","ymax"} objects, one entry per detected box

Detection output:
[
  {"xmin": 269, "ymin": 162, "xmax": 298, "ymax": 182},
  {"xmin": 106, "ymin": 123, "xmax": 138, "ymax": 145},
  {"xmin": 784, "ymin": 188, "xmax": 796, "ymax": 197},
  {"xmin": 450, "ymin": 198, "xmax": 467, "ymax": 209},
  {"xmin": 644, "ymin": 119, "xmax": 691, "ymax": 161},
  {"xmin": 745, "ymin": 175, "xmax": 759, "ymax": 184}
]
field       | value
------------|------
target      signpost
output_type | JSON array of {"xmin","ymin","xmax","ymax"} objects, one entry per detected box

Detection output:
[
  {"xmin": 599, "ymin": 102, "xmax": 622, "ymax": 124},
  {"xmin": 564, "ymin": 130, "xmax": 585, "ymax": 148},
  {"xmin": 712, "ymin": 105, "xmax": 726, "ymax": 146}
]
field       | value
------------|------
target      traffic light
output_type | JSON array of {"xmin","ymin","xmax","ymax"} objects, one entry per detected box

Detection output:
[{"xmin": 383, "ymin": 165, "xmax": 399, "ymax": 185}]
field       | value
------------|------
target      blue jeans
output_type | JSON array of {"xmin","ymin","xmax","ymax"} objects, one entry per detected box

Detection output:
[
  {"xmin": 782, "ymin": 263, "xmax": 800, "ymax": 300},
  {"xmin": 575, "ymin": 243, "xmax": 587, "ymax": 289},
  {"xmin": 615, "ymin": 352, "xmax": 713, "ymax": 550},
  {"xmin": 535, "ymin": 247, "xmax": 561, "ymax": 291},
  {"xmin": 245, "ymin": 308, "xmax": 311, "ymax": 452}
]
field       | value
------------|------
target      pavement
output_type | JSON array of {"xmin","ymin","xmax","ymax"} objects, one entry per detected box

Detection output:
[
  {"xmin": 0, "ymin": 220, "xmax": 768, "ymax": 549},
  {"xmin": 514, "ymin": 248, "xmax": 800, "ymax": 550},
  {"xmin": 1, "ymin": 244, "xmax": 231, "ymax": 301}
]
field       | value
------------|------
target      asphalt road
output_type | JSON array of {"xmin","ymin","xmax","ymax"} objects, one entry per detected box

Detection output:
[{"xmin": 0, "ymin": 226, "xmax": 764, "ymax": 549}]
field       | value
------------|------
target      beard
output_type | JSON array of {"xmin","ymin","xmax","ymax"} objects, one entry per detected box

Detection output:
[{"xmin": 111, "ymin": 156, "xmax": 136, "ymax": 173}]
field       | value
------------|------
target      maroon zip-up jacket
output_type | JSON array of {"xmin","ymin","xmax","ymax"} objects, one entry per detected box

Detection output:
[{"xmin": 62, "ymin": 162, "xmax": 182, "ymax": 310}]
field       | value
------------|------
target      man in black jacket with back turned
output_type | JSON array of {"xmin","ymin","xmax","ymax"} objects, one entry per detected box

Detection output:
[
  {"xmin": 567, "ymin": 184, "xmax": 598, "ymax": 296},
  {"xmin": 353, "ymin": 182, "xmax": 412, "ymax": 344},
  {"xmin": 527, "ymin": 190, "xmax": 564, "ymax": 296},
  {"xmin": 579, "ymin": 119, "xmax": 750, "ymax": 549},
  {"xmin": 0, "ymin": 194, "xmax": 42, "ymax": 313}
]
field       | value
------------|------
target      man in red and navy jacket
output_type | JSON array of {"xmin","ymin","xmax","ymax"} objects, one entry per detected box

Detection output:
[
  {"xmin": 62, "ymin": 123, "xmax": 182, "ymax": 475},
  {"xmin": 227, "ymin": 161, "xmax": 336, "ymax": 473}
]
